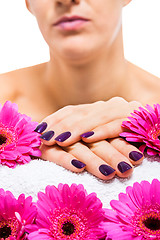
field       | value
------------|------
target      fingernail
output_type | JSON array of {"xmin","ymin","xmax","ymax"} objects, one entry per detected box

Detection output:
[
  {"xmin": 118, "ymin": 161, "xmax": 132, "ymax": 173},
  {"xmin": 34, "ymin": 122, "xmax": 47, "ymax": 133},
  {"xmin": 71, "ymin": 159, "xmax": 86, "ymax": 169},
  {"xmin": 55, "ymin": 131, "xmax": 71, "ymax": 142},
  {"xmin": 40, "ymin": 131, "xmax": 55, "ymax": 141},
  {"xmin": 99, "ymin": 164, "xmax": 115, "ymax": 176},
  {"xmin": 81, "ymin": 131, "xmax": 94, "ymax": 138},
  {"xmin": 129, "ymin": 151, "xmax": 143, "ymax": 161}
]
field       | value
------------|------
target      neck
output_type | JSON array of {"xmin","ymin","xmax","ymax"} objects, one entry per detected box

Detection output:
[{"xmin": 44, "ymin": 30, "xmax": 128, "ymax": 109}]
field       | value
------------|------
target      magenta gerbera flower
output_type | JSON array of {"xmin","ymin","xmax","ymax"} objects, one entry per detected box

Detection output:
[
  {"xmin": 28, "ymin": 184, "xmax": 106, "ymax": 240},
  {"xmin": 120, "ymin": 104, "xmax": 160, "ymax": 156},
  {"xmin": 0, "ymin": 188, "xmax": 37, "ymax": 240},
  {"xmin": 102, "ymin": 179, "xmax": 160, "ymax": 240},
  {"xmin": 0, "ymin": 101, "xmax": 41, "ymax": 168}
]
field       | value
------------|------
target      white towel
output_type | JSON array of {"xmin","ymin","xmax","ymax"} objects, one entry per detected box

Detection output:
[{"xmin": 0, "ymin": 156, "xmax": 159, "ymax": 208}]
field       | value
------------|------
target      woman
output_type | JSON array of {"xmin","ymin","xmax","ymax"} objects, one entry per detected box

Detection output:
[{"xmin": 0, "ymin": 0, "xmax": 159, "ymax": 180}]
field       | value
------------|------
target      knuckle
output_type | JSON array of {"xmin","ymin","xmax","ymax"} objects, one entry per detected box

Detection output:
[
  {"xmin": 129, "ymin": 101, "xmax": 142, "ymax": 110},
  {"xmin": 109, "ymin": 97, "xmax": 127, "ymax": 104},
  {"xmin": 62, "ymin": 105, "xmax": 75, "ymax": 113},
  {"xmin": 42, "ymin": 114, "xmax": 53, "ymax": 125},
  {"xmin": 77, "ymin": 104, "xmax": 91, "ymax": 116},
  {"xmin": 94, "ymin": 100, "xmax": 105, "ymax": 105},
  {"xmin": 43, "ymin": 112, "xmax": 60, "ymax": 126},
  {"xmin": 59, "ymin": 121, "xmax": 71, "ymax": 130},
  {"xmin": 65, "ymin": 105, "xmax": 89, "ymax": 118},
  {"xmin": 93, "ymin": 101, "xmax": 106, "ymax": 110}
]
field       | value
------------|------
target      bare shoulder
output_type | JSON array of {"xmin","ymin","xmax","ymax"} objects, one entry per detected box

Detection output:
[
  {"xmin": 127, "ymin": 62, "xmax": 160, "ymax": 104},
  {"xmin": 0, "ymin": 63, "xmax": 46, "ymax": 105},
  {"xmin": 128, "ymin": 61, "xmax": 159, "ymax": 83},
  {"xmin": 0, "ymin": 70, "xmax": 19, "ymax": 104}
]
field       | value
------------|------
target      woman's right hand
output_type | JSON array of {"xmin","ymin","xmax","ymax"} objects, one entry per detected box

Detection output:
[
  {"xmin": 40, "ymin": 136, "xmax": 143, "ymax": 180},
  {"xmin": 37, "ymin": 97, "xmax": 144, "ymax": 180}
]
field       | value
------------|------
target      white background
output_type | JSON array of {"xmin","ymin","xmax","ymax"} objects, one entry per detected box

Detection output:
[{"xmin": 0, "ymin": 0, "xmax": 160, "ymax": 77}]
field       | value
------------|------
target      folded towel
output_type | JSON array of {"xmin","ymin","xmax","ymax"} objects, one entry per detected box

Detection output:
[{"xmin": 0, "ymin": 156, "xmax": 159, "ymax": 208}]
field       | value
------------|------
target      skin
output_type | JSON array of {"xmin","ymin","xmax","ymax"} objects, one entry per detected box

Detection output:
[{"xmin": 0, "ymin": 0, "xmax": 160, "ymax": 180}]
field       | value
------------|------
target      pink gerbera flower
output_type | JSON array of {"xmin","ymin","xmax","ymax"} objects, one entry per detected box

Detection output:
[
  {"xmin": 0, "ymin": 101, "xmax": 41, "ymax": 168},
  {"xmin": 102, "ymin": 179, "xmax": 160, "ymax": 240},
  {"xmin": 28, "ymin": 184, "xmax": 106, "ymax": 240},
  {"xmin": 0, "ymin": 188, "xmax": 37, "ymax": 240},
  {"xmin": 120, "ymin": 104, "xmax": 160, "ymax": 156}
]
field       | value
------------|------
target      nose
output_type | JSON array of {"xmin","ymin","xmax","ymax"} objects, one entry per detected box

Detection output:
[{"xmin": 57, "ymin": 0, "xmax": 80, "ymax": 5}]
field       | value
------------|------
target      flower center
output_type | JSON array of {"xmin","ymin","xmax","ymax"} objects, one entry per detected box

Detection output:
[
  {"xmin": 49, "ymin": 208, "xmax": 90, "ymax": 239},
  {"xmin": 0, "ymin": 225, "xmax": 11, "ymax": 239},
  {"xmin": 143, "ymin": 217, "xmax": 160, "ymax": 231},
  {"xmin": 0, "ymin": 134, "xmax": 7, "ymax": 145},
  {"xmin": 0, "ymin": 217, "xmax": 20, "ymax": 240},
  {"xmin": 62, "ymin": 221, "xmax": 75, "ymax": 235},
  {"xmin": 0, "ymin": 124, "xmax": 18, "ymax": 150},
  {"xmin": 131, "ymin": 204, "xmax": 160, "ymax": 239},
  {"xmin": 149, "ymin": 124, "xmax": 160, "ymax": 141}
]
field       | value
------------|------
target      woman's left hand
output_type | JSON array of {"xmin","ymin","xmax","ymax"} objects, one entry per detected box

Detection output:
[{"xmin": 37, "ymin": 97, "xmax": 142, "ymax": 146}]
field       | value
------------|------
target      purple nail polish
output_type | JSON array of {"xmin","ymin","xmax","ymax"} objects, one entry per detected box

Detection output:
[
  {"xmin": 55, "ymin": 132, "xmax": 71, "ymax": 142},
  {"xmin": 81, "ymin": 131, "xmax": 94, "ymax": 138},
  {"xmin": 35, "ymin": 122, "xmax": 47, "ymax": 133},
  {"xmin": 99, "ymin": 164, "xmax": 115, "ymax": 176},
  {"xmin": 129, "ymin": 151, "xmax": 143, "ymax": 161},
  {"xmin": 71, "ymin": 159, "xmax": 86, "ymax": 169},
  {"xmin": 40, "ymin": 131, "xmax": 55, "ymax": 141},
  {"xmin": 118, "ymin": 161, "xmax": 132, "ymax": 173}
]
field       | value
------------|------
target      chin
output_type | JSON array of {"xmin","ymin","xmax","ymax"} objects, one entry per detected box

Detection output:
[
  {"xmin": 63, "ymin": 48, "xmax": 93, "ymax": 65},
  {"xmin": 55, "ymin": 36, "xmax": 100, "ymax": 65}
]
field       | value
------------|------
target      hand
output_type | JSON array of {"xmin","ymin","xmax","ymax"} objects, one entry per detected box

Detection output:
[
  {"xmin": 40, "ymin": 137, "xmax": 143, "ymax": 180},
  {"xmin": 36, "ymin": 97, "xmax": 144, "ymax": 180},
  {"xmin": 38, "ymin": 97, "xmax": 142, "ymax": 146}
]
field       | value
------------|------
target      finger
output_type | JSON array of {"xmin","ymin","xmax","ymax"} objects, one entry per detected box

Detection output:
[
  {"xmin": 49, "ymin": 100, "xmax": 128, "ymax": 146},
  {"xmin": 109, "ymin": 137, "xmax": 144, "ymax": 165},
  {"xmin": 87, "ymin": 140, "xmax": 133, "ymax": 178},
  {"xmin": 40, "ymin": 107, "xmax": 126, "ymax": 147},
  {"xmin": 40, "ymin": 113, "xmax": 96, "ymax": 147},
  {"xmin": 81, "ymin": 102, "xmax": 143, "ymax": 143},
  {"xmin": 35, "ymin": 105, "xmax": 76, "ymax": 134},
  {"xmin": 81, "ymin": 118, "xmax": 128, "ymax": 143},
  {"xmin": 40, "ymin": 117, "xmax": 81, "ymax": 147},
  {"xmin": 40, "ymin": 143, "xmax": 86, "ymax": 173},
  {"xmin": 43, "ymin": 105, "xmax": 76, "ymax": 127},
  {"xmin": 64, "ymin": 142, "xmax": 116, "ymax": 180},
  {"xmin": 40, "ymin": 99, "xmax": 142, "ymax": 147}
]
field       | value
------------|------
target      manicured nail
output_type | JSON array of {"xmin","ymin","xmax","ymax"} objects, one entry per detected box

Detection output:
[
  {"xmin": 118, "ymin": 161, "xmax": 132, "ymax": 173},
  {"xmin": 81, "ymin": 131, "xmax": 94, "ymax": 138},
  {"xmin": 35, "ymin": 122, "xmax": 47, "ymax": 133},
  {"xmin": 40, "ymin": 131, "xmax": 55, "ymax": 141},
  {"xmin": 129, "ymin": 151, "xmax": 143, "ymax": 161},
  {"xmin": 71, "ymin": 159, "xmax": 86, "ymax": 169},
  {"xmin": 55, "ymin": 132, "xmax": 71, "ymax": 142},
  {"xmin": 99, "ymin": 164, "xmax": 115, "ymax": 176}
]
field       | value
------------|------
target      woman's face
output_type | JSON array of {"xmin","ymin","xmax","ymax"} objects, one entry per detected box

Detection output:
[{"xmin": 26, "ymin": 0, "xmax": 130, "ymax": 63}]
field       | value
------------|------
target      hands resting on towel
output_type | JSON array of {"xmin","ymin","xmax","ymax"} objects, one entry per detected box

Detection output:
[{"xmin": 37, "ymin": 97, "xmax": 144, "ymax": 180}]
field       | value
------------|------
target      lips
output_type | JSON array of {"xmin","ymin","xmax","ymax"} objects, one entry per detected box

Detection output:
[{"xmin": 53, "ymin": 16, "xmax": 89, "ymax": 26}]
